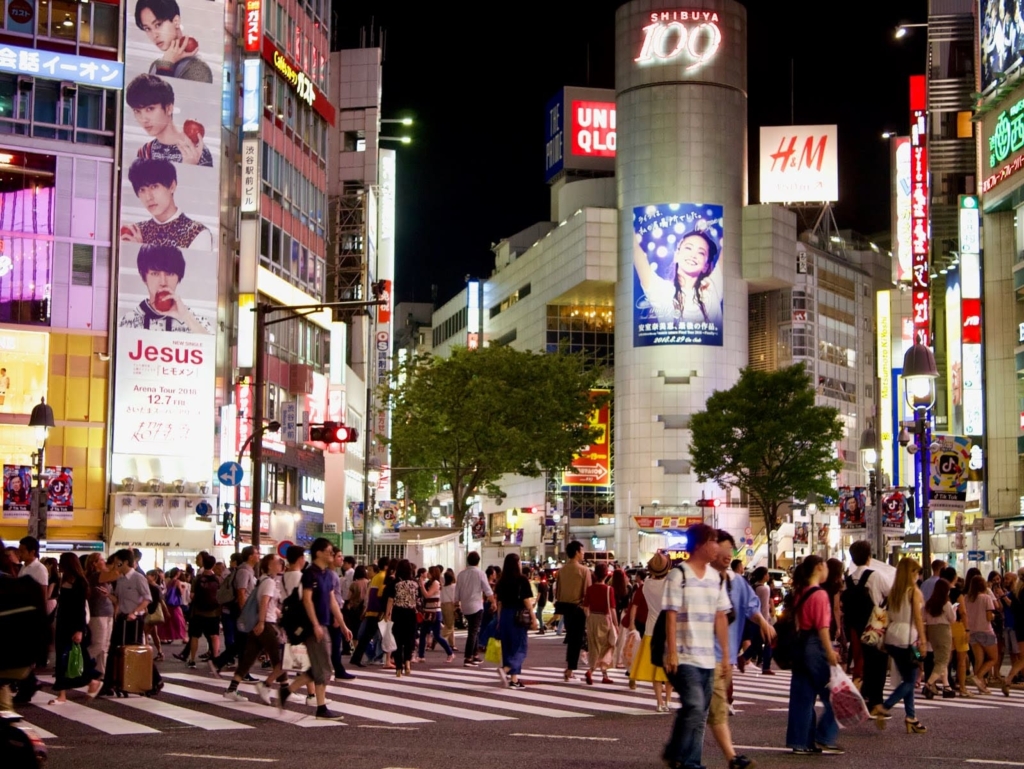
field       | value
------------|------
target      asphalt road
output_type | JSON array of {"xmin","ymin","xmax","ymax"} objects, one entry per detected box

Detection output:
[{"xmin": 15, "ymin": 632, "xmax": 1024, "ymax": 769}]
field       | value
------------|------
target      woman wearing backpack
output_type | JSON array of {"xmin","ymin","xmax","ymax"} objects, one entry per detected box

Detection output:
[
  {"xmin": 871, "ymin": 557, "xmax": 928, "ymax": 732},
  {"xmin": 223, "ymin": 554, "xmax": 283, "ymax": 705},
  {"xmin": 785, "ymin": 555, "xmax": 842, "ymax": 755}
]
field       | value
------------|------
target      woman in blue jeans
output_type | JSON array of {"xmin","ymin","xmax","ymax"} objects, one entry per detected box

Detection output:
[
  {"xmin": 494, "ymin": 553, "xmax": 538, "ymax": 688},
  {"xmin": 416, "ymin": 566, "xmax": 454, "ymax": 661},
  {"xmin": 786, "ymin": 555, "xmax": 842, "ymax": 755}
]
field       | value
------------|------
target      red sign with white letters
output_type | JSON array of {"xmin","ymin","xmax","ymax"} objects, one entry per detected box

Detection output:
[
  {"xmin": 909, "ymin": 75, "xmax": 930, "ymax": 346},
  {"xmin": 244, "ymin": 0, "xmax": 261, "ymax": 52},
  {"xmin": 962, "ymin": 298, "xmax": 982, "ymax": 344},
  {"xmin": 571, "ymin": 101, "xmax": 616, "ymax": 157}
]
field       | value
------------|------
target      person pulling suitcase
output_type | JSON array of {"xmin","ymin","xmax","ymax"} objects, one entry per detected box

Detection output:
[{"xmin": 98, "ymin": 549, "xmax": 163, "ymax": 697}]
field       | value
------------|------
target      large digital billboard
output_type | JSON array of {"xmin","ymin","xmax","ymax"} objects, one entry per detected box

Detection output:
[
  {"xmin": 632, "ymin": 203, "xmax": 724, "ymax": 347},
  {"xmin": 759, "ymin": 125, "xmax": 838, "ymax": 203},
  {"xmin": 112, "ymin": 0, "xmax": 223, "ymax": 470},
  {"xmin": 981, "ymin": 1, "xmax": 1024, "ymax": 93}
]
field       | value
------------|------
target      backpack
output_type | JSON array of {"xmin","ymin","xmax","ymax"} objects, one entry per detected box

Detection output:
[
  {"xmin": 840, "ymin": 569, "xmax": 875, "ymax": 634},
  {"xmin": 166, "ymin": 583, "xmax": 181, "ymax": 607},
  {"xmin": 772, "ymin": 586, "xmax": 823, "ymax": 671},
  {"xmin": 649, "ymin": 566, "xmax": 728, "ymax": 668},
  {"xmin": 217, "ymin": 568, "xmax": 237, "ymax": 605},
  {"xmin": 279, "ymin": 581, "xmax": 311, "ymax": 644},
  {"xmin": 236, "ymin": 576, "xmax": 265, "ymax": 633},
  {"xmin": 192, "ymin": 573, "xmax": 221, "ymax": 612}
]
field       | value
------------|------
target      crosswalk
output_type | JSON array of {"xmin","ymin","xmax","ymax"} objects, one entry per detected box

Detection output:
[{"xmin": 14, "ymin": 653, "xmax": 1024, "ymax": 742}]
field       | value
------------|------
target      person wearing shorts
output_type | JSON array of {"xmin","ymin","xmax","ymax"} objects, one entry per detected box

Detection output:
[
  {"xmin": 182, "ymin": 554, "xmax": 220, "ymax": 667},
  {"xmin": 223, "ymin": 554, "xmax": 283, "ymax": 705},
  {"xmin": 277, "ymin": 538, "xmax": 350, "ymax": 720}
]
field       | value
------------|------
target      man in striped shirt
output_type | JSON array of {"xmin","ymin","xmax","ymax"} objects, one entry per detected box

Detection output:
[{"xmin": 662, "ymin": 523, "xmax": 732, "ymax": 769}]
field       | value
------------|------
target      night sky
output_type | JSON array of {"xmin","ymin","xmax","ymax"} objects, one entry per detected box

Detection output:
[{"xmin": 333, "ymin": 1, "xmax": 929, "ymax": 304}]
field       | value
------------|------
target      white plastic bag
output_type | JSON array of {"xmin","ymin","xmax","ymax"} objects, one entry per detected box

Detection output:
[
  {"xmin": 619, "ymin": 629, "xmax": 640, "ymax": 669},
  {"xmin": 283, "ymin": 642, "xmax": 310, "ymax": 672},
  {"xmin": 380, "ymin": 620, "xmax": 398, "ymax": 653},
  {"xmin": 829, "ymin": 665, "xmax": 869, "ymax": 728}
]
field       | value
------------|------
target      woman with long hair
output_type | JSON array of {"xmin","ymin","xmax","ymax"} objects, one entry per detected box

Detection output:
[
  {"xmin": 582, "ymin": 562, "xmax": 619, "ymax": 685},
  {"xmin": 163, "ymin": 567, "xmax": 188, "ymax": 643},
  {"xmin": 50, "ymin": 552, "xmax": 102, "ymax": 702},
  {"xmin": 785, "ymin": 555, "xmax": 841, "ymax": 754},
  {"xmin": 143, "ymin": 569, "xmax": 168, "ymax": 661},
  {"xmin": 343, "ymin": 564, "xmax": 368, "ymax": 649},
  {"xmin": 1003, "ymin": 573, "xmax": 1024, "ymax": 694},
  {"xmin": 988, "ymin": 571, "xmax": 1007, "ymax": 677},
  {"xmin": 873, "ymin": 557, "xmax": 928, "ymax": 732},
  {"xmin": 382, "ymin": 559, "xmax": 419, "ymax": 676},
  {"xmin": 83, "ymin": 553, "xmax": 117, "ymax": 677},
  {"xmin": 440, "ymin": 569, "xmax": 458, "ymax": 651},
  {"xmin": 923, "ymin": 578, "xmax": 956, "ymax": 698},
  {"xmin": 495, "ymin": 552, "xmax": 537, "ymax": 688},
  {"xmin": 964, "ymin": 573, "xmax": 999, "ymax": 695},
  {"xmin": 629, "ymin": 553, "xmax": 674, "ymax": 711},
  {"xmin": 416, "ymin": 565, "xmax": 454, "ymax": 662}
]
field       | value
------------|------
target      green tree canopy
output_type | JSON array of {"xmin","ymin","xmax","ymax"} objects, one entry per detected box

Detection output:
[
  {"xmin": 384, "ymin": 345, "xmax": 606, "ymax": 528},
  {"xmin": 689, "ymin": 364, "xmax": 844, "ymax": 553}
]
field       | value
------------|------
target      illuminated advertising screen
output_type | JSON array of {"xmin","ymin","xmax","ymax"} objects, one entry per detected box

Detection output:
[
  {"xmin": 892, "ymin": 137, "xmax": 912, "ymax": 282},
  {"xmin": 759, "ymin": 125, "xmax": 838, "ymax": 203},
  {"xmin": 838, "ymin": 487, "xmax": 866, "ymax": 529},
  {"xmin": 0, "ymin": 43, "xmax": 124, "ymax": 88},
  {"xmin": 562, "ymin": 390, "xmax": 610, "ymax": 488},
  {"xmin": 632, "ymin": 203, "xmax": 724, "ymax": 347},
  {"xmin": 2, "ymin": 465, "xmax": 73, "ymax": 521},
  {"xmin": 570, "ymin": 101, "xmax": 615, "ymax": 157},
  {"xmin": 113, "ymin": 0, "xmax": 223, "ymax": 465},
  {"xmin": 0, "ymin": 328, "xmax": 48, "ymax": 415},
  {"xmin": 981, "ymin": 1, "xmax": 1024, "ymax": 93}
]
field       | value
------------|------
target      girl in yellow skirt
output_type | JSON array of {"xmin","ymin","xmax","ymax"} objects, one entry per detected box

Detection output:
[{"xmin": 629, "ymin": 553, "xmax": 674, "ymax": 712}]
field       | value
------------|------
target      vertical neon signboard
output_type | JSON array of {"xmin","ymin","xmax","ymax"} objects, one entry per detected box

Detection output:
[{"xmin": 909, "ymin": 75, "xmax": 930, "ymax": 346}]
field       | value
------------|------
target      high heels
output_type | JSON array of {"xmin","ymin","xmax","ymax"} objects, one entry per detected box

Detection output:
[
  {"xmin": 905, "ymin": 719, "xmax": 927, "ymax": 734},
  {"xmin": 870, "ymin": 704, "xmax": 891, "ymax": 730},
  {"xmin": 585, "ymin": 670, "xmax": 594, "ymax": 685},
  {"xmin": 563, "ymin": 669, "xmax": 573, "ymax": 682}
]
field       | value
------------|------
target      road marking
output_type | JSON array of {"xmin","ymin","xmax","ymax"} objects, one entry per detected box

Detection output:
[
  {"xmin": 15, "ymin": 720, "xmax": 57, "ymax": 739},
  {"xmin": 165, "ymin": 753, "xmax": 277, "ymax": 763},
  {"xmin": 111, "ymin": 694, "xmax": 252, "ymax": 731},
  {"xmin": 965, "ymin": 761, "xmax": 1024, "ymax": 767},
  {"xmin": 357, "ymin": 725, "xmax": 420, "ymax": 730},
  {"xmin": 321, "ymin": 680, "xmax": 495, "ymax": 722},
  {"xmin": 509, "ymin": 733, "xmax": 618, "ymax": 741},
  {"xmin": 733, "ymin": 745, "xmax": 801, "ymax": 753},
  {"xmin": 158, "ymin": 681, "xmax": 341, "ymax": 728},
  {"xmin": 29, "ymin": 692, "xmax": 159, "ymax": 735}
]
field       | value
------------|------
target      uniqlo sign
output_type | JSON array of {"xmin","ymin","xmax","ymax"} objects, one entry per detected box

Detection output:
[
  {"xmin": 909, "ymin": 75, "xmax": 930, "ymax": 346},
  {"xmin": 244, "ymin": 0, "xmax": 261, "ymax": 52},
  {"xmin": 571, "ymin": 101, "xmax": 616, "ymax": 157}
]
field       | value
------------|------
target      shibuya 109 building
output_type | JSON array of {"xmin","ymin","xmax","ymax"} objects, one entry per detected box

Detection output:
[{"xmin": 430, "ymin": 0, "xmax": 886, "ymax": 567}]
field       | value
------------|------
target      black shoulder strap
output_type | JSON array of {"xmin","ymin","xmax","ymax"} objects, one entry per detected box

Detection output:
[{"xmin": 858, "ymin": 569, "xmax": 873, "ymax": 588}]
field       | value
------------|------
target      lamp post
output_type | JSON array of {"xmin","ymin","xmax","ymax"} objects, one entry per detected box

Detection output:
[
  {"xmin": 27, "ymin": 397, "xmax": 55, "ymax": 541},
  {"xmin": 899, "ymin": 343, "xmax": 939, "ymax": 567},
  {"xmin": 551, "ymin": 510, "xmax": 562, "ymax": 563},
  {"xmin": 365, "ymin": 465, "xmax": 380, "ymax": 563},
  {"xmin": 894, "ymin": 22, "xmax": 928, "ymax": 39},
  {"xmin": 234, "ymin": 419, "xmax": 281, "ymax": 552},
  {"xmin": 859, "ymin": 422, "xmax": 881, "ymax": 559}
]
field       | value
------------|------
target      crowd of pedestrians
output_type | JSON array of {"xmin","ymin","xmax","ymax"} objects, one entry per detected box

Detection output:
[{"xmin": 4, "ymin": 527, "xmax": 1024, "ymax": 768}]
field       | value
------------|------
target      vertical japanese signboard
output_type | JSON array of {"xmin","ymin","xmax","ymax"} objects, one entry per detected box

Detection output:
[
  {"xmin": 959, "ymin": 196, "xmax": 983, "ymax": 437},
  {"xmin": 241, "ymin": 139, "xmax": 259, "ymax": 213},
  {"xmin": 562, "ymin": 390, "xmax": 611, "ymax": 488},
  {"xmin": 113, "ymin": 0, "xmax": 223, "ymax": 468},
  {"xmin": 909, "ymin": 75, "xmax": 930, "ymax": 346},
  {"xmin": 892, "ymin": 137, "xmax": 912, "ymax": 283}
]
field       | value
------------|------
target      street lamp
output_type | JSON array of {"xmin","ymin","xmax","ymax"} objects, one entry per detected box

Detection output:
[
  {"xmin": 507, "ymin": 508, "xmax": 519, "ymax": 544},
  {"xmin": 900, "ymin": 343, "xmax": 939, "ymax": 566},
  {"xmin": 894, "ymin": 22, "xmax": 927, "ymax": 39},
  {"xmin": 27, "ymin": 397, "xmax": 55, "ymax": 541},
  {"xmin": 860, "ymin": 422, "xmax": 882, "ymax": 558},
  {"xmin": 551, "ymin": 509, "xmax": 562, "ymax": 562}
]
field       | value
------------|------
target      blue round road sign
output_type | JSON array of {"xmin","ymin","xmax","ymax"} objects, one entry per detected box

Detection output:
[
  {"xmin": 277, "ymin": 540, "xmax": 295, "ymax": 558},
  {"xmin": 218, "ymin": 461, "xmax": 244, "ymax": 487},
  {"xmin": 746, "ymin": 549, "xmax": 755, "ymax": 557},
  {"xmin": 195, "ymin": 500, "xmax": 212, "ymax": 517}
]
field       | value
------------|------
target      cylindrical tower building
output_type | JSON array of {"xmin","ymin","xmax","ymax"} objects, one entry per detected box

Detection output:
[{"xmin": 614, "ymin": 1, "xmax": 748, "ymax": 555}]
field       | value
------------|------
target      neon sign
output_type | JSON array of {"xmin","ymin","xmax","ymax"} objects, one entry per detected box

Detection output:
[
  {"xmin": 261, "ymin": 39, "xmax": 334, "ymax": 126},
  {"xmin": 909, "ymin": 75, "xmax": 930, "ymax": 347},
  {"xmin": 244, "ymin": 0, "xmax": 261, "ymax": 52},
  {"xmin": 635, "ymin": 11, "xmax": 722, "ymax": 69},
  {"xmin": 571, "ymin": 101, "xmax": 615, "ymax": 157}
]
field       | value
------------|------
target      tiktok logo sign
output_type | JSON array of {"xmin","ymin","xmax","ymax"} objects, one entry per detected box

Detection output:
[{"xmin": 634, "ymin": 11, "xmax": 722, "ymax": 70}]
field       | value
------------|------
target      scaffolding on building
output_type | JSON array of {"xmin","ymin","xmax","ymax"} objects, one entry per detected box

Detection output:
[{"xmin": 327, "ymin": 182, "xmax": 369, "ymax": 323}]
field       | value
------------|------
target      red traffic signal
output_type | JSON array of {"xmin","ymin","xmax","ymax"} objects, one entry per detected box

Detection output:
[
  {"xmin": 309, "ymin": 421, "xmax": 359, "ymax": 444},
  {"xmin": 695, "ymin": 498, "xmax": 722, "ymax": 508}
]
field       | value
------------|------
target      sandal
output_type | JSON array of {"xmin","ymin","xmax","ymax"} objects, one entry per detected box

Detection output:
[{"xmin": 601, "ymin": 675, "xmax": 614, "ymax": 684}]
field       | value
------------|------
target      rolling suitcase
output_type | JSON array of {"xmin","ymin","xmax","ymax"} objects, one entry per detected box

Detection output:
[{"xmin": 115, "ymin": 618, "xmax": 153, "ymax": 695}]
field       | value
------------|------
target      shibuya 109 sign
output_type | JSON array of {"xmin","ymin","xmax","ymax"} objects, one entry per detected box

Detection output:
[{"xmin": 635, "ymin": 10, "xmax": 722, "ymax": 69}]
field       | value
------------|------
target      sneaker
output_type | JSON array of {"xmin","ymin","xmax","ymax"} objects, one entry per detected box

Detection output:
[
  {"xmin": 199, "ymin": 652, "xmax": 212, "ymax": 661},
  {"xmin": 334, "ymin": 672, "xmax": 356, "ymax": 681},
  {"xmin": 172, "ymin": 651, "xmax": 188, "ymax": 662},
  {"xmin": 255, "ymin": 682, "xmax": 272, "ymax": 705},
  {"xmin": 277, "ymin": 686, "xmax": 291, "ymax": 711},
  {"xmin": 791, "ymin": 748, "xmax": 822, "ymax": 756},
  {"xmin": 315, "ymin": 706, "xmax": 344, "ymax": 721},
  {"xmin": 729, "ymin": 755, "xmax": 757, "ymax": 769},
  {"xmin": 242, "ymin": 674, "xmax": 258, "ymax": 683},
  {"xmin": 497, "ymin": 667, "xmax": 508, "ymax": 687},
  {"xmin": 305, "ymin": 695, "xmax": 318, "ymax": 706},
  {"xmin": 509, "ymin": 680, "xmax": 526, "ymax": 689},
  {"xmin": 446, "ymin": 654, "xmax": 455, "ymax": 663},
  {"xmin": 186, "ymin": 660, "xmax": 197, "ymax": 669},
  {"xmin": 464, "ymin": 659, "xmax": 480, "ymax": 667},
  {"xmin": 223, "ymin": 689, "xmax": 245, "ymax": 702},
  {"xmin": 761, "ymin": 669, "xmax": 776, "ymax": 676},
  {"xmin": 815, "ymin": 744, "xmax": 845, "ymax": 755}
]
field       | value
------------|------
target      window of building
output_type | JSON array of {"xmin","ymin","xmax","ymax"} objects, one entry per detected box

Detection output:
[
  {"xmin": 71, "ymin": 244, "xmax": 93, "ymax": 286},
  {"xmin": 0, "ymin": 75, "xmax": 114, "ymax": 145},
  {"xmin": 0, "ymin": 0, "xmax": 119, "ymax": 49},
  {"xmin": 545, "ymin": 304, "xmax": 614, "ymax": 367}
]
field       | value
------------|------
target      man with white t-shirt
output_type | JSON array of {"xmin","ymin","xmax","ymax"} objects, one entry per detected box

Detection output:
[
  {"xmin": 13, "ymin": 536, "xmax": 48, "ymax": 702},
  {"xmin": 661, "ymin": 523, "xmax": 732, "ymax": 769}
]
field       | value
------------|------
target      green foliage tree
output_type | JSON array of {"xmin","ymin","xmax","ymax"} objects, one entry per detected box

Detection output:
[
  {"xmin": 384, "ymin": 345, "xmax": 606, "ymax": 528},
  {"xmin": 689, "ymin": 364, "xmax": 844, "ymax": 563}
]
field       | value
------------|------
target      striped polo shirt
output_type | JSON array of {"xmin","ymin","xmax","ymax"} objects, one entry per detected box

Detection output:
[{"xmin": 661, "ymin": 561, "xmax": 732, "ymax": 669}]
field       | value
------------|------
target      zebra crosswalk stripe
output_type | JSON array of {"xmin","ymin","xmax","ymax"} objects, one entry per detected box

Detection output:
[
  {"xmin": 158, "ymin": 682, "xmax": 341, "ymax": 728},
  {"xmin": 29, "ymin": 691, "xmax": 160, "ymax": 736},
  {"xmin": 110, "ymin": 693, "xmax": 254, "ymax": 730}
]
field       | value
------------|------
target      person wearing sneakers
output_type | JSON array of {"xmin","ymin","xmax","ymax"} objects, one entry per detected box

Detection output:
[
  {"xmin": 555, "ymin": 540, "xmax": 592, "ymax": 682},
  {"xmin": 177, "ymin": 553, "xmax": 220, "ymax": 667},
  {"xmin": 455, "ymin": 551, "xmax": 494, "ymax": 667},
  {"xmin": 278, "ymin": 538, "xmax": 350, "ymax": 720},
  {"xmin": 281, "ymin": 545, "xmax": 317, "ymax": 708},
  {"xmin": 223, "ymin": 553, "xmax": 283, "ymax": 704}
]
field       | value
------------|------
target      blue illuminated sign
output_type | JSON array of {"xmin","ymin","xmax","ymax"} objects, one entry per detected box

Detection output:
[
  {"xmin": 544, "ymin": 89, "xmax": 564, "ymax": 183},
  {"xmin": 0, "ymin": 44, "xmax": 124, "ymax": 89},
  {"xmin": 242, "ymin": 58, "xmax": 261, "ymax": 133}
]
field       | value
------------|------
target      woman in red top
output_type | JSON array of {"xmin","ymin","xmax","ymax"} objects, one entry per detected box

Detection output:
[
  {"xmin": 785, "ymin": 555, "xmax": 841, "ymax": 755},
  {"xmin": 583, "ymin": 563, "xmax": 619, "ymax": 685}
]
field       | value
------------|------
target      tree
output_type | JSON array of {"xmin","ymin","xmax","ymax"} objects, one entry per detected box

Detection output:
[
  {"xmin": 688, "ymin": 364, "xmax": 844, "ymax": 565},
  {"xmin": 384, "ymin": 345, "xmax": 606, "ymax": 529}
]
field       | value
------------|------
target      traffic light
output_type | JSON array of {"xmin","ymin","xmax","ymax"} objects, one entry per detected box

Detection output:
[
  {"xmin": 695, "ymin": 498, "xmax": 722, "ymax": 509},
  {"xmin": 221, "ymin": 503, "xmax": 233, "ymax": 537},
  {"xmin": 309, "ymin": 421, "xmax": 359, "ymax": 444}
]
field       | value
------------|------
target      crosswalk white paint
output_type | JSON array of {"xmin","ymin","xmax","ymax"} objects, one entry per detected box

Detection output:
[{"xmin": 16, "ymin": 658, "xmax": 1024, "ymax": 743}]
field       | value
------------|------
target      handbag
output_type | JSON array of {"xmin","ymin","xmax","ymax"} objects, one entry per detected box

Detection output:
[
  {"xmin": 860, "ymin": 604, "xmax": 889, "ymax": 649},
  {"xmin": 145, "ymin": 603, "xmax": 165, "ymax": 625},
  {"xmin": 485, "ymin": 637, "xmax": 502, "ymax": 664},
  {"xmin": 66, "ymin": 643, "xmax": 84, "ymax": 679},
  {"xmin": 282, "ymin": 642, "xmax": 310, "ymax": 672},
  {"xmin": 380, "ymin": 620, "xmax": 398, "ymax": 653},
  {"xmin": 515, "ymin": 607, "xmax": 533, "ymax": 628},
  {"xmin": 166, "ymin": 585, "xmax": 181, "ymax": 608}
]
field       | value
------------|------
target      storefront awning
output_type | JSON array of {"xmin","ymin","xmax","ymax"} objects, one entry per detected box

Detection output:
[{"xmin": 109, "ymin": 526, "xmax": 216, "ymax": 552}]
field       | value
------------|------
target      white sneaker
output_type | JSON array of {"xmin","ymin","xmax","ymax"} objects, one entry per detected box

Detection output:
[
  {"xmin": 255, "ymin": 682, "xmax": 271, "ymax": 706},
  {"xmin": 223, "ymin": 690, "xmax": 245, "ymax": 702},
  {"xmin": 305, "ymin": 695, "xmax": 318, "ymax": 707}
]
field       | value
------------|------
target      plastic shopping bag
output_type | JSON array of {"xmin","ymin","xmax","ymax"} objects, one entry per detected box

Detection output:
[
  {"xmin": 829, "ymin": 665, "xmax": 869, "ymax": 728},
  {"xmin": 66, "ymin": 643, "xmax": 84, "ymax": 679},
  {"xmin": 282, "ymin": 642, "xmax": 310, "ymax": 672},
  {"xmin": 620, "ymin": 629, "xmax": 641, "ymax": 669},
  {"xmin": 485, "ymin": 637, "xmax": 502, "ymax": 665},
  {"xmin": 380, "ymin": 620, "xmax": 398, "ymax": 653}
]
